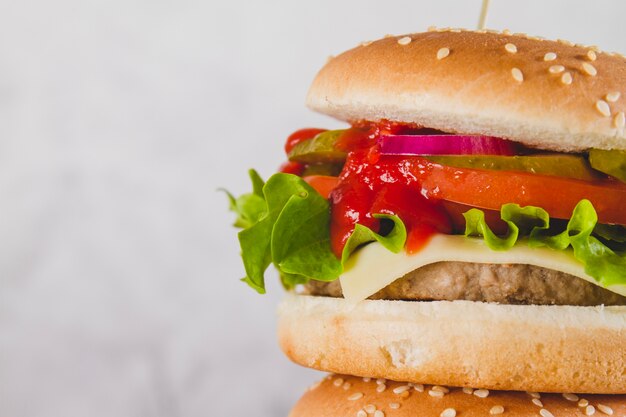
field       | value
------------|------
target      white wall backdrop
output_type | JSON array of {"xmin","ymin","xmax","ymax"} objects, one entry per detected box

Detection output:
[{"xmin": 0, "ymin": 1, "xmax": 624, "ymax": 416}]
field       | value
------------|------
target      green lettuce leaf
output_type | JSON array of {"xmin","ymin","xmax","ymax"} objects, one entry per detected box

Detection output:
[
  {"xmin": 341, "ymin": 214, "xmax": 406, "ymax": 264},
  {"xmin": 269, "ymin": 175, "xmax": 341, "ymax": 282},
  {"xmin": 227, "ymin": 171, "xmax": 626, "ymax": 293},
  {"xmin": 226, "ymin": 171, "xmax": 406, "ymax": 292},
  {"xmin": 464, "ymin": 199, "xmax": 626, "ymax": 287},
  {"xmin": 220, "ymin": 170, "xmax": 267, "ymax": 229}
]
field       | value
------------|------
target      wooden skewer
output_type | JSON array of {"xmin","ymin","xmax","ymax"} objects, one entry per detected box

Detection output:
[{"xmin": 478, "ymin": 0, "xmax": 491, "ymax": 30}]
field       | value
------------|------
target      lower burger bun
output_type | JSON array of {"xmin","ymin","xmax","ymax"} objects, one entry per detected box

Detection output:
[
  {"xmin": 278, "ymin": 295, "xmax": 626, "ymax": 394},
  {"xmin": 289, "ymin": 374, "xmax": 626, "ymax": 417}
]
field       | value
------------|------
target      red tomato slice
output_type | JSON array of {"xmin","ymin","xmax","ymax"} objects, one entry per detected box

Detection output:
[
  {"xmin": 303, "ymin": 175, "xmax": 339, "ymax": 199},
  {"xmin": 441, "ymin": 201, "xmax": 509, "ymax": 235},
  {"xmin": 418, "ymin": 159, "xmax": 626, "ymax": 225},
  {"xmin": 279, "ymin": 161, "xmax": 304, "ymax": 176}
]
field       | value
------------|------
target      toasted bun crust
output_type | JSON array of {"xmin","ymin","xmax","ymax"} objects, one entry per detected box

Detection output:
[
  {"xmin": 306, "ymin": 30, "xmax": 626, "ymax": 152},
  {"xmin": 278, "ymin": 295, "xmax": 626, "ymax": 394},
  {"xmin": 289, "ymin": 374, "xmax": 626, "ymax": 417}
]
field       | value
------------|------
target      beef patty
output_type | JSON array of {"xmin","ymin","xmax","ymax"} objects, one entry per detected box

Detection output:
[{"xmin": 304, "ymin": 262, "xmax": 626, "ymax": 306}]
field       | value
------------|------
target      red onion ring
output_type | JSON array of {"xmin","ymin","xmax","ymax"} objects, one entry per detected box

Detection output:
[{"xmin": 379, "ymin": 134, "xmax": 518, "ymax": 156}]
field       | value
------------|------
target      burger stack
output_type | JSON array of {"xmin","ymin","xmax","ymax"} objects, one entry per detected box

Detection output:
[{"xmin": 228, "ymin": 29, "xmax": 626, "ymax": 416}]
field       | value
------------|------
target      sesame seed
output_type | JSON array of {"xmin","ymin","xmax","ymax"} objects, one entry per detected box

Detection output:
[
  {"xmin": 363, "ymin": 377, "xmax": 371, "ymax": 382},
  {"xmin": 549, "ymin": 65, "xmax": 565, "ymax": 74},
  {"xmin": 393, "ymin": 385, "xmax": 410, "ymax": 395},
  {"xmin": 532, "ymin": 399, "xmax": 544, "ymax": 407},
  {"xmin": 540, "ymin": 409, "xmax": 555, "ymax": 417},
  {"xmin": 376, "ymin": 384, "xmax": 386, "ymax": 393},
  {"xmin": 441, "ymin": 408, "xmax": 457, "ymax": 417},
  {"xmin": 437, "ymin": 47, "xmax": 450, "ymax": 60},
  {"xmin": 596, "ymin": 100, "xmax": 611, "ymax": 117},
  {"xmin": 491, "ymin": 405, "xmax": 505, "ymax": 415},
  {"xmin": 511, "ymin": 68, "xmax": 524, "ymax": 82},
  {"xmin": 428, "ymin": 25, "xmax": 437, "ymax": 32},
  {"xmin": 374, "ymin": 411, "xmax": 385, "ymax": 417},
  {"xmin": 389, "ymin": 403, "xmax": 400, "ymax": 410},
  {"xmin": 413, "ymin": 384, "xmax": 425, "ymax": 392},
  {"xmin": 398, "ymin": 36, "xmax": 411, "ymax": 45},
  {"xmin": 474, "ymin": 389, "xmax": 490, "ymax": 398},
  {"xmin": 429, "ymin": 390, "xmax": 445, "ymax": 398},
  {"xmin": 376, "ymin": 378, "xmax": 386, "ymax": 385},
  {"xmin": 561, "ymin": 72, "xmax": 573, "ymax": 85},
  {"xmin": 563, "ymin": 393, "xmax": 579, "ymax": 402},
  {"xmin": 360, "ymin": 41, "xmax": 372, "ymax": 47},
  {"xmin": 582, "ymin": 62, "xmax": 597, "ymax": 76},
  {"xmin": 586, "ymin": 405, "xmax": 596, "ymax": 416},
  {"xmin": 505, "ymin": 43, "xmax": 517, "ymax": 53},
  {"xmin": 615, "ymin": 112, "xmax": 625, "ymax": 128},
  {"xmin": 348, "ymin": 392, "xmax": 364, "ymax": 401},
  {"xmin": 558, "ymin": 39, "xmax": 574, "ymax": 46},
  {"xmin": 544, "ymin": 52, "xmax": 557, "ymax": 61},
  {"xmin": 343, "ymin": 382, "xmax": 352, "ymax": 390},
  {"xmin": 503, "ymin": 29, "xmax": 512, "ymax": 35},
  {"xmin": 334, "ymin": 378, "xmax": 344, "ymax": 387},
  {"xmin": 579, "ymin": 399, "xmax": 590, "ymax": 407},
  {"xmin": 527, "ymin": 392, "xmax": 541, "ymax": 399},
  {"xmin": 357, "ymin": 411, "xmax": 367, "ymax": 417},
  {"xmin": 606, "ymin": 92, "xmax": 621, "ymax": 102},
  {"xmin": 587, "ymin": 50, "xmax": 597, "ymax": 61},
  {"xmin": 432, "ymin": 386, "xmax": 450, "ymax": 393},
  {"xmin": 365, "ymin": 404, "xmax": 377, "ymax": 413},
  {"xmin": 462, "ymin": 387, "xmax": 474, "ymax": 394},
  {"xmin": 597, "ymin": 404, "xmax": 614, "ymax": 415}
]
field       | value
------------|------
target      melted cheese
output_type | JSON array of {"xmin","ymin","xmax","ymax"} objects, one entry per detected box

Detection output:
[{"xmin": 339, "ymin": 234, "xmax": 626, "ymax": 302}]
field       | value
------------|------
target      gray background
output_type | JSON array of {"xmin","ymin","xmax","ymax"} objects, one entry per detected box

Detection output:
[{"xmin": 0, "ymin": 1, "xmax": 624, "ymax": 416}]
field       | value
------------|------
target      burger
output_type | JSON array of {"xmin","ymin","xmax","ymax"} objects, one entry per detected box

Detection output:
[
  {"xmin": 289, "ymin": 374, "xmax": 626, "ymax": 417},
  {"xmin": 226, "ymin": 29, "xmax": 626, "ymax": 393}
]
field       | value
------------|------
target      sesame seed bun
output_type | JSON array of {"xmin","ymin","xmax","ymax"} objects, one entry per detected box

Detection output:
[
  {"xmin": 278, "ymin": 294, "xmax": 626, "ymax": 394},
  {"xmin": 306, "ymin": 30, "xmax": 626, "ymax": 152},
  {"xmin": 289, "ymin": 374, "xmax": 626, "ymax": 417}
]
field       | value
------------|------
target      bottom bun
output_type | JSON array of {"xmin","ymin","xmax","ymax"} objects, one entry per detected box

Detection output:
[
  {"xmin": 289, "ymin": 374, "xmax": 626, "ymax": 417},
  {"xmin": 277, "ymin": 294, "xmax": 626, "ymax": 393}
]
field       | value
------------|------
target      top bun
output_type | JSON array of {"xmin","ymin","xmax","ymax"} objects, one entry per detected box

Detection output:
[
  {"xmin": 289, "ymin": 374, "xmax": 626, "ymax": 417},
  {"xmin": 306, "ymin": 29, "xmax": 626, "ymax": 152}
]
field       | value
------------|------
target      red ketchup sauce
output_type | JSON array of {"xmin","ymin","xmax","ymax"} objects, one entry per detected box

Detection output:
[
  {"xmin": 282, "ymin": 122, "xmax": 479, "ymax": 258},
  {"xmin": 330, "ymin": 151, "xmax": 451, "ymax": 256},
  {"xmin": 281, "ymin": 122, "xmax": 521, "ymax": 258},
  {"xmin": 330, "ymin": 122, "xmax": 453, "ymax": 258}
]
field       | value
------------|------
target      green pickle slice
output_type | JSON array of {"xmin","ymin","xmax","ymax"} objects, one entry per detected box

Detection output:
[
  {"xmin": 589, "ymin": 149, "xmax": 626, "ymax": 183},
  {"xmin": 425, "ymin": 154, "xmax": 601, "ymax": 181},
  {"xmin": 288, "ymin": 130, "xmax": 346, "ymax": 164},
  {"xmin": 301, "ymin": 163, "xmax": 343, "ymax": 177}
]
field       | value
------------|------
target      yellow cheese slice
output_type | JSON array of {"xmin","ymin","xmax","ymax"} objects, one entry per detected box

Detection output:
[{"xmin": 339, "ymin": 234, "xmax": 626, "ymax": 302}]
